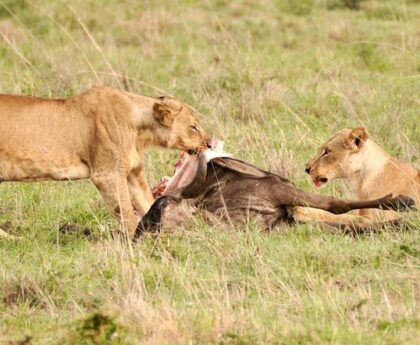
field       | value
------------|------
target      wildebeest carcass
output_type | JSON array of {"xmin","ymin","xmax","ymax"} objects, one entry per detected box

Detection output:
[{"xmin": 135, "ymin": 147, "xmax": 415, "ymax": 239}]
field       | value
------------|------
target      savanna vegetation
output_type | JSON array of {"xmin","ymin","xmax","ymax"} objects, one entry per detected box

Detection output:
[{"xmin": 0, "ymin": 0, "xmax": 419, "ymax": 344}]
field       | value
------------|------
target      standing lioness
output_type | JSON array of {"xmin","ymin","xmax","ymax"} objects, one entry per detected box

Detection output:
[
  {"xmin": 305, "ymin": 127, "xmax": 419, "ymax": 220},
  {"xmin": 0, "ymin": 86, "xmax": 208, "ymax": 236}
]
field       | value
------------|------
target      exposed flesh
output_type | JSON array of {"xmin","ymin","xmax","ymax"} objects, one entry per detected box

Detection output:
[{"xmin": 152, "ymin": 139, "xmax": 230, "ymax": 198}]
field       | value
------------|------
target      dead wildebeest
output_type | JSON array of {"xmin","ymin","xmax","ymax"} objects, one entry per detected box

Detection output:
[{"xmin": 134, "ymin": 150, "xmax": 415, "ymax": 239}]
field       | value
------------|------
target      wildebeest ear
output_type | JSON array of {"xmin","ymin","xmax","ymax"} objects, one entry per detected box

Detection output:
[
  {"xmin": 345, "ymin": 127, "xmax": 369, "ymax": 151},
  {"xmin": 153, "ymin": 102, "xmax": 175, "ymax": 127}
]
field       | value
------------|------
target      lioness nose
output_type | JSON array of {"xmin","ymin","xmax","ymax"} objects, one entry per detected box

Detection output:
[{"xmin": 305, "ymin": 166, "xmax": 311, "ymax": 174}]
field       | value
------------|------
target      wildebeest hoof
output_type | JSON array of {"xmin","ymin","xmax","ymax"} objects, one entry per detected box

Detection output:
[{"xmin": 379, "ymin": 194, "xmax": 416, "ymax": 211}]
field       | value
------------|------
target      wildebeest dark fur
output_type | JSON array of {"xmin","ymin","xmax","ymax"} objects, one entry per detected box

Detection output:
[{"xmin": 135, "ymin": 154, "xmax": 414, "ymax": 239}]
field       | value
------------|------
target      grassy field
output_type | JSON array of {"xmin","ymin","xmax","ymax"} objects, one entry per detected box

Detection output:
[{"xmin": 0, "ymin": 0, "xmax": 419, "ymax": 343}]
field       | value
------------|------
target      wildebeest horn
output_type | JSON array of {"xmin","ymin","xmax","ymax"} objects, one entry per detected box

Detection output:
[
  {"xmin": 211, "ymin": 157, "xmax": 269, "ymax": 178},
  {"xmin": 167, "ymin": 152, "xmax": 208, "ymax": 199}
]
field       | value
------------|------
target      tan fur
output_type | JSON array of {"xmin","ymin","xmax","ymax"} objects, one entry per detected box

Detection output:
[
  {"xmin": 305, "ymin": 127, "xmax": 419, "ymax": 220},
  {"xmin": 0, "ymin": 228, "xmax": 19, "ymax": 240},
  {"xmin": 292, "ymin": 207, "xmax": 371, "ymax": 224},
  {"xmin": 0, "ymin": 87, "xmax": 208, "ymax": 237}
]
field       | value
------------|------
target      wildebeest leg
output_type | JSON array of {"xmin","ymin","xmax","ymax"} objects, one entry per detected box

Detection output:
[{"xmin": 278, "ymin": 186, "xmax": 415, "ymax": 214}]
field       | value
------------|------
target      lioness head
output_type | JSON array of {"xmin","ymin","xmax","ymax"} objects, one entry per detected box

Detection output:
[
  {"xmin": 152, "ymin": 97, "xmax": 209, "ymax": 153},
  {"xmin": 305, "ymin": 127, "xmax": 369, "ymax": 187}
]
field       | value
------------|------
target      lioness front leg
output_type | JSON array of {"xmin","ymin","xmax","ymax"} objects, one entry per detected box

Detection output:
[
  {"xmin": 91, "ymin": 171, "xmax": 138, "ymax": 237},
  {"xmin": 292, "ymin": 207, "xmax": 371, "ymax": 224},
  {"xmin": 127, "ymin": 168, "xmax": 154, "ymax": 218}
]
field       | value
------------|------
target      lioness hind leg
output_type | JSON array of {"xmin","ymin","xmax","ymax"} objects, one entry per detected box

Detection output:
[{"xmin": 91, "ymin": 172, "xmax": 138, "ymax": 238}]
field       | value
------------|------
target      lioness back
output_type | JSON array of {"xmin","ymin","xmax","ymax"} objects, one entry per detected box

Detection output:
[{"xmin": 0, "ymin": 93, "xmax": 94, "ymax": 181}]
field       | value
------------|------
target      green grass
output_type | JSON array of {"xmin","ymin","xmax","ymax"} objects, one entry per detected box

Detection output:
[{"xmin": 0, "ymin": 0, "xmax": 419, "ymax": 343}]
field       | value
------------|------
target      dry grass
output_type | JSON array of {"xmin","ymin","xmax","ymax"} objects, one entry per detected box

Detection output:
[{"xmin": 0, "ymin": 0, "xmax": 419, "ymax": 344}]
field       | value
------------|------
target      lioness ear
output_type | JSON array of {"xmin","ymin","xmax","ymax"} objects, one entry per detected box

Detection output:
[
  {"xmin": 153, "ymin": 102, "xmax": 175, "ymax": 127},
  {"xmin": 345, "ymin": 127, "xmax": 369, "ymax": 151}
]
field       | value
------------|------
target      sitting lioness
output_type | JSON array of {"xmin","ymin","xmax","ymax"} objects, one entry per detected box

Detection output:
[
  {"xmin": 305, "ymin": 127, "xmax": 419, "ymax": 220},
  {"xmin": 0, "ymin": 86, "xmax": 208, "ymax": 237}
]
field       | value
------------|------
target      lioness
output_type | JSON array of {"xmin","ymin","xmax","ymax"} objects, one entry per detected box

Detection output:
[
  {"xmin": 305, "ymin": 127, "xmax": 419, "ymax": 220},
  {"xmin": 0, "ymin": 86, "xmax": 208, "ymax": 237}
]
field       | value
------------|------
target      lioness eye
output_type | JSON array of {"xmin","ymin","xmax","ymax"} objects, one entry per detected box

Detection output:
[
  {"xmin": 190, "ymin": 125, "xmax": 198, "ymax": 132},
  {"xmin": 323, "ymin": 148, "xmax": 330, "ymax": 156}
]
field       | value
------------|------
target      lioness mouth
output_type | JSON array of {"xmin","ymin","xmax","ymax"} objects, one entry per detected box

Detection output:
[
  {"xmin": 313, "ymin": 176, "xmax": 328, "ymax": 187},
  {"xmin": 152, "ymin": 139, "xmax": 230, "ymax": 198},
  {"xmin": 187, "ymin": 149, "xmax": 199, "ymax": 155}
]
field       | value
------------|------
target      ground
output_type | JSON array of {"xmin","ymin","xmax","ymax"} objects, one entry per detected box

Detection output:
[{"xmin": 0, "ymin": 0, "xmax": 419, "ymax": 344}]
